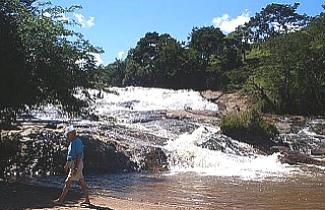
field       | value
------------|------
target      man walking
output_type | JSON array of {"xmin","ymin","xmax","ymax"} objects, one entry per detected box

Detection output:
[{"xmin": 53, "ymin": 125, "xmax": 90, "ymax": 205}]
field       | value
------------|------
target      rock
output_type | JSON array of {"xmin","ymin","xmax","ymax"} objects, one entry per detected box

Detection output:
[
  {"xmin": 309, "ymin": 119, "xmax": 325, "ymax": 135},
  {"xmin": 88, "ymin": 114, "xmax": 100, "ymax": 121},
  {"xmin": 166, "ymin": 110, "xmax": 219, "ymax": 124},
  {"xmin": 1, "ymin": 128, "xmax": 140, "ymax": 181},
  {"xmin": 142, "ymin": 147, "xmax": 168, "ymax": 172},
  {"xmin": 200, "ymin": 90, "xmax": 250, "ymax": 116},
  {"xmin": 222, "ymin": 130, "xmax": 277, "ymax": 154},
  {"xmin": 279, "ymin": 151, "xmax": 325, "ymax": 166},
  {"xmin": 311, "ymin": 147, "xmax": 325, "ymax": 156},
  {"xmin": 82, "ymin": 135, "xmax": 138, "ymax": 174},
  {"xmin": 270, "ymin": 146, "xmax": 290, "ymax": 153},
  {"xmin": 44, "ymin": 122, "xmax": 57, "ymax": 129},
  {"xmin": 199, "ymin": 134, "xmax": 265, "ymax": 156}
]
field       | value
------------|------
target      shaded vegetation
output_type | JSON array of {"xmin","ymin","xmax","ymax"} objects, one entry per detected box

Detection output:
[
  {"xmin": 0, "ymin": 134, "xmax": 19, "ymax": 181},
  {"xmin": 0, "ymin": 0, "xmax": 102, "ymax": 128},
  {"xmin": 220, "ymin": 108, "xmax": 279, "ymax": 151}
]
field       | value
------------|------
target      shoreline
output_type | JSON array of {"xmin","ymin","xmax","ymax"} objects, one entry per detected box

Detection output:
[{"xmin": 0, "ymin": 182, "xmax": 182, "ymax": 210}]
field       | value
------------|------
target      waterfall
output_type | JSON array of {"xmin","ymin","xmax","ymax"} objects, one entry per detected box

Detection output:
[
  {"xmin": 21, "ymin": 87, "xmax": 304, "ymax": 180},
  {"xmin": 164, "ymin": 127, "xmax": 297, "ymax": 180}
]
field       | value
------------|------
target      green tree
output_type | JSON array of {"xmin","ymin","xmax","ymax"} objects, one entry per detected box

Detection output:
[
  {"xmin": 0, "ymin": 0, "xmax": 101, "ymax": 128},
  {"xmin": 125, "ymin": 32, "xmax": 185, "ymax": 88},
  {"xmin": 228, "ymin": 25, "xmax": 251, "ymax": 61},
  {"xmin": 246, "ymin": 3, "xmax": 310, "ymax": 43},
  {"xmin": 246, "ymin": 14, "xmax": 325, "ymax": 115},
  {"xmin": 188, "ymin": 26, "xmax": 225, "ymax": 64}
]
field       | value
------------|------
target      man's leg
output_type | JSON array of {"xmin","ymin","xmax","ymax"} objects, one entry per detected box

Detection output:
[
  {"xmin": 79, "ymin": 178, "xmax": 90, "ymax": 204},
  {"xmin": 53, "ymin": 179, "xmax": 72, "ymax": 204}
]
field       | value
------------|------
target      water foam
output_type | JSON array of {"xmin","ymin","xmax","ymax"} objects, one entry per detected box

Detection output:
[
  {"xmin": 23, "ymin": 87, "xmax": 218, "ymax": 122},
  {"xmin": 90, "ymin": 87, "xmax": 218, "ymax": 113},
  {"xmin": 164, "ymin": 127, "xmax": 297, "ymax": 180}
]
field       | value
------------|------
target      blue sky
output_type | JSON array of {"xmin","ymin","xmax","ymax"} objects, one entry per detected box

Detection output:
[{"xmin": 51, "ymin": 0, "xmax": 324, "ymax": 65}]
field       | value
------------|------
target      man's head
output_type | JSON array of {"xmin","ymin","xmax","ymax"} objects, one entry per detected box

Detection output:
[{"xmin": 65, "ymin": 125, "xmax": 77, "ymax": 141}]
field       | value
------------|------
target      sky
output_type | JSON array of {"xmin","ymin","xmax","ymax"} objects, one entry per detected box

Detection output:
[{"xmin": 51, "ymin": 0, "xmax": 324, "ymax": 65}]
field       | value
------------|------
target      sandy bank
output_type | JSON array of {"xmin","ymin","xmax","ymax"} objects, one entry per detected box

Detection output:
[{"xmin": 0, "ymin": 182, "xmax": 187, "ymax": 210}]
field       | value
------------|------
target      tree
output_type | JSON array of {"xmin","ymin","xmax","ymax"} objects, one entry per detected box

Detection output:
[
  {"xmin": 125, "ymin": 32, "xmax": 185, "ymax": 88},
  {"xmin": 228, "ymin": 25, "xmax": 251, "ymax": 61},
  {"xmin": 246, "ymin": 3, "xmax": 311, "ymax": 43},
  {"xmin": 188, "ymin": 26, "xmax": 225, "ymax": 64},
  {"xmin": 0, "ymin": 0, "xmax": 101, "ymax": 128},
  {"xmin": 246, "ymin": 15, "xmax": 325, "ymax": 115}
]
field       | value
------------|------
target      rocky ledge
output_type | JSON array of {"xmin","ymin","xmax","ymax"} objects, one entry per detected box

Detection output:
[{"xmin": 0, "ymin": 122, "xmax": 168, "ymax": 182}]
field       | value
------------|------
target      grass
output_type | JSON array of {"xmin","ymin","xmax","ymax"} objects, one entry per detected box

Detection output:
[{"xmin": 220, "ymin": 108, "xmax": 278, "ymax": 149}]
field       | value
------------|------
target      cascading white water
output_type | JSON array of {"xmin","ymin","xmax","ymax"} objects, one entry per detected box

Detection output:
[
  {"xmin": 24, "ymin": 87, "xmax": 301, "ymax": 180},
  {"xmin": 89, "ymin": 86, "xmax": 218, "ymax": 112},
  {"xmin": 28, "ymin": 86, "xmax": 218, "ymax": 119},
  {"xmin": 164, "ymin": 127, "xmax": 298, "ymax": 180}
]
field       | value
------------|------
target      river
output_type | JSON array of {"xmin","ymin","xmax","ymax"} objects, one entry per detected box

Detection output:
[{"xmin": 29, "ymin": 86, "xmax": 325, "ymax": 209}]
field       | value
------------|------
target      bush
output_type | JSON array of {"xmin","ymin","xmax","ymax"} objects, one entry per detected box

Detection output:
[
  {"xmin": 0, "ymin": 133, "xmax": 19, "ymax": 182},
  {"xmin": 220, "ymin": 108, "xmax": 278, "ymax": 150}
]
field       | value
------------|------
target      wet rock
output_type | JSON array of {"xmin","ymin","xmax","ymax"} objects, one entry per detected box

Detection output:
[
  {"xmin": 279, "ymin": 132, "xmax": 324, "ymax": 154},
  {"xmin": 201, "ymin": 139, "xmax": 225, "ymax": 152},
  {"xmin": 199, "ymin": 134, "xmax": 264, "ymax": 156},
  {"xmin": 308, "ymin": 119, "xmax": 325, "ymax": 135},
  {"xmin": 88, "ymin": 114, "xmax": 100, "ymax": 121},
  {"xmin": 166, "ymin": 110, "xmax": 219, "ymax": 124},
  {"xmin": 44, "ymin": 122, "xmax": 57, "ymax": 129},
  {"xmin": 279, "ymin": 151, "xmax": 325, "ymax": 166},
  {"xmin": 82, "ymin": 135, "xmax": 137, "ymax": 174},
  {"xmin": 311, "ymin": 147, "xmax": 325, "ymax": 156},
  {"xmin": 142, "ymin": 147, "xmax": 168, "ymax": 172},
  {"xmin": 270, "ymin": 146, "xmax": 290, "ymax": 153},
  {"xmin": 119, "ymin": 100, "xmax": 140, "ymax": 109},
  {"xmin": 222, "ymin": 131, "xmax": 278, "ymax": 154},
  {"xmin": 1, "ymin": 123, "xmax": 173, "ymax": 181},
  {"xmin": 1, "ymin": 127, "xmax": 134, "ymax": 180}
]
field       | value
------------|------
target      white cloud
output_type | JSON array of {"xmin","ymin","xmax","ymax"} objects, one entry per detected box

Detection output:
[
  {"xmin": 43, "ymin": 12, "xmax": 51, "ymax": 18},
  {"xmin": 43, "ymin": 12, "xmax": 70, "ymax": 23},
  {"xmin": 117, "ymin": 51, "xmax": 126, "ymax": 60},
  {"xmin": 212, "ymin": 10, "xmax": 250, "ymax": 34},
  {"xmin": 73, "ymin": 13, "xmax": 95, "ymax": 28},
  {"xmin": 90, "ymin": 53, "xmax": 104, "ymax": 66},
  {"xmin": 76, "ymin": 53, "xmax": 104, "ymax": 67}
]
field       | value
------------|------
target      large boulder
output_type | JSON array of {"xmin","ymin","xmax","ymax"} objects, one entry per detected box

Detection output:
[
  {"xmin": 1, "ymin": 124, "xmax": 170, "ymax": 182},
  {"xmin": 81, "ymin": 135, "xmax": 137, "ymax": 174},
  {"xmin": 141, "ymin": 147, "xmax": 168, "ymax": 172}
]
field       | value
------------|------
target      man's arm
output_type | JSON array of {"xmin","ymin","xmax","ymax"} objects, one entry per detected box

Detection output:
[{"xmin": 73, "ymin": 154, "xmax": 81, "ymax": 175}]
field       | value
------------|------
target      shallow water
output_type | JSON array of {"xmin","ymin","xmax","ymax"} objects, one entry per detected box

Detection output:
[{"xmin": 36, "ymin": 172, "xmax": 325, "ymax": 209}]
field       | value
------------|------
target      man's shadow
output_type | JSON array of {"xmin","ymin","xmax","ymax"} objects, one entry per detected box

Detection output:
[
  {"xmin": 0, "ymin": 182, "xmax": 114, "ymax": 210},
  {"xmin": 80, "ymin": 203, "xmax": 113, "ymax": 210}
]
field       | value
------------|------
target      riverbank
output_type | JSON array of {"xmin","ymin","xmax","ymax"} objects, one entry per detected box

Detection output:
[{"xmin": 0, "ymin": 182, "xmax": 182, "ymax": 210}]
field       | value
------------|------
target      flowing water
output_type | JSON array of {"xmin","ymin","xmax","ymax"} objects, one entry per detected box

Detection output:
[{"xmin": 28, "ymin": 87, "xmax": 325, "ymax": 209}]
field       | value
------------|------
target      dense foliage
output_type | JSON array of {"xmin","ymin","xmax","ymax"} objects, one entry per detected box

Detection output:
[
  {"xmin": 0, "ymin": 0, "xmax": 101, "ymax": 128},
  {"xmin": 244, "ymin": 4, "xmax": 325, "ymax": 115},
  {"xmin": 92, "ymin": 27, "xmax": 242, "ymax": 90}
]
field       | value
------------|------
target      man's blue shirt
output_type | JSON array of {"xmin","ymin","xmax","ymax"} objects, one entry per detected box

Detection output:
[{"xmin": 67, "ymin": 137, "xmax": 84, "ymax": 161}]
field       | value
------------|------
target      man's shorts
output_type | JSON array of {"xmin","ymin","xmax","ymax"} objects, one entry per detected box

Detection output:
[{"xmin": 66, "ymin": 160, "xmax": 84, "ymax": 182}]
